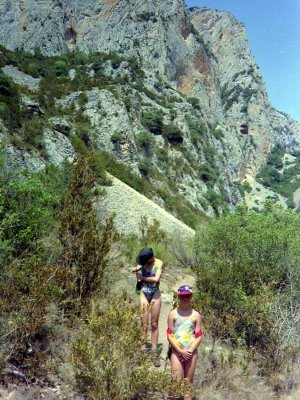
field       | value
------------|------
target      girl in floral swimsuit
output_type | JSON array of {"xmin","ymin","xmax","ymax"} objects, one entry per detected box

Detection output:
[{"xmin": 167, "ymin": 285, "xmax": 202, "ymax": 400}]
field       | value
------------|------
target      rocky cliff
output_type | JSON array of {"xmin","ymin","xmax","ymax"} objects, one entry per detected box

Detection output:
[{"xmin": 0, "ymin": 0, "xmax": 300, "ymax": 221}]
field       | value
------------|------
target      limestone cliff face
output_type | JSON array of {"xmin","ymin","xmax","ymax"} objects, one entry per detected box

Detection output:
[
  {"xmin": 0, "ymin": 0, "xmax": 189, "ymax": 73},
  {"xmin": 189, "ymin": 8, "xmax": 300, "ymax": 174},
  {"xmin": 0, "ymin": 0, "xmax": 300, "ymax": 216}
]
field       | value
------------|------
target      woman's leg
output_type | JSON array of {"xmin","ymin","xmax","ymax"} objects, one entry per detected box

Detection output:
[
  {"xmin": 139, "ymin": 291, "xmax": 150, "ymax": 345},
  {"xmin": 150, "ymin": 290, "xmax": 161, "ymax": 348}
]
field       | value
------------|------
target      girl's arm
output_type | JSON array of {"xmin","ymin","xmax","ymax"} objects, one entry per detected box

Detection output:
[
  {"xmin": 136, "ymin": 259, "xmax": 163, "ymax": 283},
  {"xmin": 189, "ymin": 312, "xmax": 203, "ymax": 353},
  {"xmin": 167, "ymin": 310, "xmax": 182, "ymax": 353}
]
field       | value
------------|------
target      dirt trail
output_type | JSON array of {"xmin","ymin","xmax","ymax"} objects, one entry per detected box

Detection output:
[{"xmin": 157, "ymin": 301, "xmax": 173, "ymax": 371}]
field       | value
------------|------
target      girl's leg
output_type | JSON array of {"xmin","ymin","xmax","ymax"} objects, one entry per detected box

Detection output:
[
  {"xmin": 170, "ymin": 350, "xmax": 184, "ymax": 379},
  {"xmin": 183, "ymin": 352, "xmax": 198, "ymax": 400},
  {"xmin": 150, "ymin": 290, "xmax": 161, "ymax": 348},
  {"xmin": 139, "ymin": 292, "xmax": 150, "ymax": 346},
  {"xmin": 184, "ymin": 351, "xmax": 198, "ymax": 384},
  {"xmin": 169, "ymin": 350, "xmax": 185, "ymax": 399}
]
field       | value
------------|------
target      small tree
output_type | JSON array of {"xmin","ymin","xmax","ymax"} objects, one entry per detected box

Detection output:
[{"xmin": 58, "ymin": 153, "xmax": 118, "ymax": 309}]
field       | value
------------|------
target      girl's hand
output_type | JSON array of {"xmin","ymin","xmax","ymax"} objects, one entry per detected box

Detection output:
[{"xmin": 179, "ymin": 348, "xmax": 193, "ymax": 361}]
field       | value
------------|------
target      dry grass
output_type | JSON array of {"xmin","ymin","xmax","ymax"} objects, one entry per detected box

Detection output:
[{"xmin": 193, "ymin": 337, "xmax": 300, "ymax": 400}]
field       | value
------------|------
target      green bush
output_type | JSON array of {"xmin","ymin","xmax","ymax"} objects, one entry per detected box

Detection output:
[
  {"xmin": 138, "ymin": 158, "xmax": 152, "ymax": 177},
  {"xmin": 256, "ymin": 144, "xmax": 300, "ymax": 206},
  {"xmin": 198, "ymin": 163, "xmax": 218, "ymax": 186},
  {"xmin": 192, "ymin": 208, "xmax": 300, "ymax": 376},
  {"xmin": 162, "ymin": 124, "xmax": 184, "ymax": 145},
  {"xmin": 154, "ymin": 146, "xmax": 169, "ymax": 164},
  {"xmin": 72, "ymin": 297, "xmax": 189, "ymax": 400},
  {"xmin": 242, "ymin": 181, "xmax": 252, "ymax": 193},
  {"xmin": 0, "ymin": 71, "xmax": 21, "ymax": 129},
  {"xmin": 135, "ymin": 131, "xmax": 155, "ymax": 150},
  {"xmin": 93, "ymin": 151, "xmax": 153, "ymax": 196},
  {"xmin": 186, "ymin": 115, "xmax": 207, "ymax": 148},
  {"xmin": 141, "ymin": 110, "xmax": 164, "ymax": 135},
  {"xmin": 266, "ymin": 144, "xmax": 285, "ymax": 169},
  {"xmin": 204, "ymin": 189, "xmax": 223, "ymax": 214},
  {"xmin": 74, "ymin": 122, "xmax": 91, "ymax": 146},
  {"xmin": 20, "ymin": 116, "xmax": 46, "ymax": 148},
  {"xmin": 110, "ymin": 131, "xmax": 122, "ymax": 143},
  {"xmin": 187, "ymin": 96, "xmax": 201, "ymax": 110},
  {"xmin": 0, "ymin": 151, "xmax": 57, "ymax": 260},
  {"xmin": 54, "ymin": 60, "xmax": 68, "ymax": 77},
  {"xmin": 212, "ymin": 127, "xmax": 224, "ymax": 140}
]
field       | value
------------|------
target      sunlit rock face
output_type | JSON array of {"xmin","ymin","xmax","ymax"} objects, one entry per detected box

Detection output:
[{"xmin": 0, "ymin": 0, "xmax": 300, "ymax": 214}]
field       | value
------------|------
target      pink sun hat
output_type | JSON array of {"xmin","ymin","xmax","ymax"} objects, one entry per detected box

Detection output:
[{"xmin": 177, "ymin": 285, "xmax": 193, "ymax": 296}]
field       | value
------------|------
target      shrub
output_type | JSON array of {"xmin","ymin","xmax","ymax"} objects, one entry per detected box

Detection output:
[
  {"xmin": 141, "ymin": 110, "xmax": 163, "ymax": 135},
  {"xmin": 198, "ymin": 163, "xmax": 218, "ymax": 186},
  {"xmin": 93, "ymin": 151, "xmax": 153, "ymax": 197},
  {"xmin": 212, "ymin": 127, "xmax": 224, "ymax": 140},
  {"xmin": 138, "ymin": 158, "xmax": 152, "ymax": 177},
  {"xmin": 138, "ymin": 215, "xmax": 169, "ymax": 246},
  {"xmin": 154, "ymin": 146, "xmax": 169, "ymax": 164},
  {"xmin": 135, "ymin": 131, "xmax": 155, "ymax": 150},
  {"xmin": 0, "ymin": 256, "xmax": 66, "ymax": 374},
  {"xmin": 74, "ymin": 121, "xmax": 91, "ymax": 146},
  {"xmin": 203, "ymin": 189, "xmax": 223, "ymax": 214},
  {"xmin": 20, "ymin": 116, "xmax": 46, "ymax": 148},
  {"xmin": 187, "ymin": 96, "xmax": 201, "ymax": 110},
  {"xmin": 110, "ymin": 131, "xmax": 122, "ymax": 143},
  {"xmin": 54, "ymin": 60, "xmax": 68, "ymax": 77},
  {"xmin": 242, "ymin": 181, "xmax": 252, "ymax": 193},
  {"xmin": 162, "ymin": 124, "xmax": 184, "ymax": 145},
  {"xmin": 192, "ymin": 208, "xmax": 300, "ymax": 378},
  {"xmin": 77, "ymin": 92, "xmax": 89, "ymax": 107},
  {"xmin": 72, "ymin": 297, "xmax": 190, "ymax": 400},
  {"xmin": 0, "ymin": 159, "xmax": 55, "ymax": 260},
  {"xmin": 0, "ymin": 71, "xmax": 21, "ymax": 129},
  {"xmin": 266, "ymin": 144, "xmax": 285, "ymax": 169},
  {"xmin": 205, "ymin": 145, "xmax": 218, "ymax": 165},
  {"xmin": 186, "ymin": 115, "xmax": 207, "ymax": 148},
  {"xmin": 69, "ymin": 134, "xmax": 88, "ymax": 155}
]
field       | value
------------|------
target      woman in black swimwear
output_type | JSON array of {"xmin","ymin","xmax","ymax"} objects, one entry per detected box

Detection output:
[{"xmin": 134, "ymin": 247, "xmax": 163, "ymax": 367}]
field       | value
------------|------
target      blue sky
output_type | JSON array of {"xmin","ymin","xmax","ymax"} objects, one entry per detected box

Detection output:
[{"xmin": 185, "ymin": 0, "xmax": 300, "ymax": 123}]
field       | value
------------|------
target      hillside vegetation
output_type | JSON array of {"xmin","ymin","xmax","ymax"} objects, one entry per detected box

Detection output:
[
  {"xmin": 0, "ymin": 45, "xmax": 241, "ymax": 222},
  {"xmin": 1, "ymin": 148, "xmax": 300, "ymax": 399},
  {"xmin": 0, "ymin": 5, "xmax": 300, "ymax": 396}
]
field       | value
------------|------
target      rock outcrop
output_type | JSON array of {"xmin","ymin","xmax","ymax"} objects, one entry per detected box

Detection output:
[{"xmin": 0, "ymin": 0, "xmax": 299, "ymax": 217}]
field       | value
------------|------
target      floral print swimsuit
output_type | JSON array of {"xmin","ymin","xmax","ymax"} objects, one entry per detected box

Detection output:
[{"xmin": 173, "ymin": 309, "xmax": 196, "ymax": 350}]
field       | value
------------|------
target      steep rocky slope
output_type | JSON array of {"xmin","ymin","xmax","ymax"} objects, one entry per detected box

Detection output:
[
  {"xmin": 0, "ymin": 0, "xmax": 300, "ymax": 221},
  {"xmin": 98, "ymin": 174, "xmax": 195, "ymax": 237}
]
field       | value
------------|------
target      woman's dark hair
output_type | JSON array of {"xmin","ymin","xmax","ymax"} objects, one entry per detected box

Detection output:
[{"xmin": 136, "ymin": 247, "xmax": 154, "ymax": 266}]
